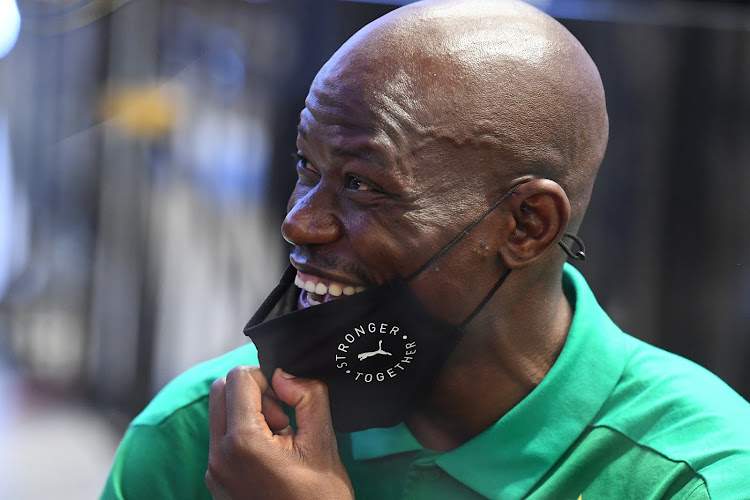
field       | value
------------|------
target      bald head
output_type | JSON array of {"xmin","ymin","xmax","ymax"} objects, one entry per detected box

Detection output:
[{"xmin": 309, "ymin": 0, "xmax": 608, "ymax": 228}]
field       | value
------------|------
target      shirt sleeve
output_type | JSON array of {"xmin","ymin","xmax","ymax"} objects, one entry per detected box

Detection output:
[{"xmin": 100, "ymin": 398, "xmax": 212, "ymax": 500}]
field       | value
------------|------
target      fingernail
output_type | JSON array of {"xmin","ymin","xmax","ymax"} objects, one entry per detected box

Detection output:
[{"xmin": 279, "ymin": 369, "xmax": 296, "ymax": 379}]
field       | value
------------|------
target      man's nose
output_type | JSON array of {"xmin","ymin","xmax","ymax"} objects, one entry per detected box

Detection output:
[{"xmin": 281, "ymin": 189, "xmax": 343, "ymax": 246}]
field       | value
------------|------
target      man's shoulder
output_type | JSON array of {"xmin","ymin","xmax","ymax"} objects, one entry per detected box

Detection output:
[
  {"xmin": 601, "ymin": 335, "xmax": 750, "ymax": 434},
  {"xmin": 100, "ymin": 344, "xmax": 259, "ymax": 500},
  {"xmin": 132, "ymin": 342, "xmax": 259, "ymax": 427},
  {"xmin": 596, "ymin": 336, "xmax": 750, "ymax": 497}
]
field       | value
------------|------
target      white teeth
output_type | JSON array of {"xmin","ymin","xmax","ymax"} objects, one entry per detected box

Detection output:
[{"xmin": 295, "ymin": 272, "xmax": 365, "ymax": 300}]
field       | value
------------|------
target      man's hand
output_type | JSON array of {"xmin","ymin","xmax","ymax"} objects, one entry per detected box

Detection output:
[{"xmin": 206, "ymin": 367, "xmax": 354, "ymax": 500}]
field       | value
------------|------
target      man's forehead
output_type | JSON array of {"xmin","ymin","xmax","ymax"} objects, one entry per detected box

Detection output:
[
  {"xmin": 296, "ymin": 69, "xmax": 426, "ymax": 165},
  {"xmin": 296, "ymin": 108, "xmax": 414, "ymax": 180}
]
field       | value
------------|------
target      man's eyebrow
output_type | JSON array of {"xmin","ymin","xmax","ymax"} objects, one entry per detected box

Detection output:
[
  {"xmin": 330, "ymin": 145, "xmax": 381, "ymax": 163},
  {"xmin": 296, "ymin": 124, "xmax": 388, "ymax": 168}
]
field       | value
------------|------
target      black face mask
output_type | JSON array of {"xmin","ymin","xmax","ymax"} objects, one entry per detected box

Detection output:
[{"xmin": 244, "ymin": 183, "xmax": 585, "ymax": 433}]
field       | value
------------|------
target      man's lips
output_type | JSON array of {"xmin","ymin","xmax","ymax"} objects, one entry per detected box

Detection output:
[{"xmin": 294, "ymin": 271, "xmax": 366, "ymax": 307}]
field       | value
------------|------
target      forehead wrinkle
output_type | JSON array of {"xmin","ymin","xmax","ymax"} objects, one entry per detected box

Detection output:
[
  {"xmin": 297, "ymin": 107, "xmax": 417, "ymax": 199},
  {"xmin": 302, "ymin": 74, "xmax": 424, "ymax": 193},
  {"xmin": 368, "ymin": 70, "xmax": 420, "ymax": 139}
]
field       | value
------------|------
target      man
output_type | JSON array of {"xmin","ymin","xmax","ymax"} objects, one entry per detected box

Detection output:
[{"xmin": 102, "ymin": 0, "xmax": 750, "ymax": 498}]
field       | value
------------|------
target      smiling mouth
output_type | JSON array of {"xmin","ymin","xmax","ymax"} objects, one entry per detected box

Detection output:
[{"xmin": 294, "ymin": 271, "xmax": 367, "ymax": 307}]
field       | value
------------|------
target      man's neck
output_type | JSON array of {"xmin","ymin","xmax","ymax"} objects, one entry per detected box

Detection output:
[{"xmin": 404, "ymin": 284, "xmax": 573, "ymax": 451}]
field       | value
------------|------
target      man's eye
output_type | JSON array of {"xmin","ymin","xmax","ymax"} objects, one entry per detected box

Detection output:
[
  {"xmin": 294, "ymin": 151, "xmax": 316, "ymax": 173},
  {"xmin": 345, "ymin": 174, "xmax": 374, "ymax": 191}
]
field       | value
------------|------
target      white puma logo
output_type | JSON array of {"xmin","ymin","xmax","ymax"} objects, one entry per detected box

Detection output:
[{"xmin": 357, "ymin": 340, "xmax": 393, "ymax": 361}]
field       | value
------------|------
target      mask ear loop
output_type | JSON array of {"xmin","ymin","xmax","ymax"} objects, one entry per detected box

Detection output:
[
  {"xmin": 404, "ymin": 182, "xmax": 526, "ymax": 282},
  {"xmin": 459, "ymin": 232, "xmax": 587, "ymax": 328},
  {"xmin": 459, "ymin": 268, "xmax": 512, "ymax": 328},
  {"xmin": 558, "ymin": 232, "xmax": 586, "ymax": 261}
]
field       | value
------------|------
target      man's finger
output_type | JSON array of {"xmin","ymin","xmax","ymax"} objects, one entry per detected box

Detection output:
[
  {"xmin": 262, "ymin": 392, "xmax": 291, "ymax": 433},
  {"xmin": 270, "ymin": 369, "xmax": 337, "ymax": 453},
  {"xmin": 208, "ymin": 377, "xmax": 228, "ymax": 446},
  {"xmin": 224, "ymin": 366, "xmax": 269, "ymax": 436}
]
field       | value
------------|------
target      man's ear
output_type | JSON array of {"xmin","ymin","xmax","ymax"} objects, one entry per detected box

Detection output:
[{"xmin": 498, "ymin": 179, "xmax": 570, "ymax": 269}]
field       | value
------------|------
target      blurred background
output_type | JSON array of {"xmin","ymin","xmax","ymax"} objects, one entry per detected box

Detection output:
[{"xmin": 0, "ymin": 0, "xmax": 748, "ymax": 497}]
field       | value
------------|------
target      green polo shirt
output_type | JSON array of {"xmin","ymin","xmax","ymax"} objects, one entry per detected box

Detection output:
[{"xmin": 101, "ymin": 265, "xmax": 750, "ymax": 499}]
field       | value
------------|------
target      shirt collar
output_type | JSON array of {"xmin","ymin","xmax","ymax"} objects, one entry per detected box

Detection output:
[
  {"xmin": 347, "ymin": 264, "xmax": 631, "ymax": 499},
  {"xmin": 350, "ymin": 423, "xmax": 422, "ymax": 460}
]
